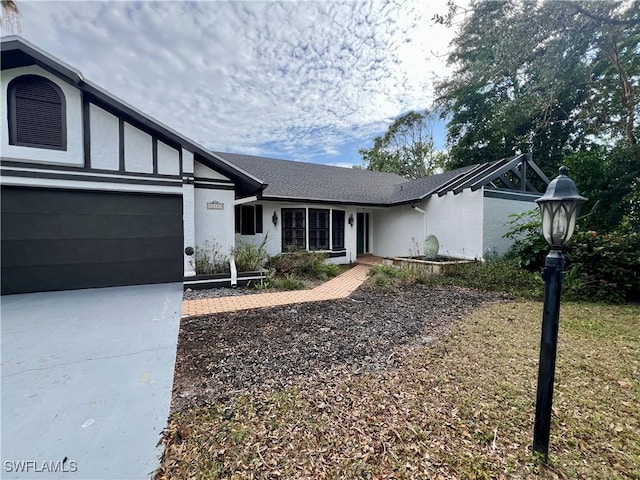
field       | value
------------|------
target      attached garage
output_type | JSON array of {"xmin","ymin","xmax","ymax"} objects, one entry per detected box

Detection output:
[{"xmin": 1, "ymin": 186, "xmax": 184, "ymax": 295}]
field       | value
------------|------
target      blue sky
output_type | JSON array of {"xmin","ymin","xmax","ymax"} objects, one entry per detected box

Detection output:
[{"xmin": 7, "ymin": 0, "xmax": 462, "ymax": 168}]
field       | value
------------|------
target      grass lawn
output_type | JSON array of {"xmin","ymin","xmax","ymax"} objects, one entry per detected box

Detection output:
[{"xmin": 157, "ymin": 301, "xmax": 639, "ymax": 479}]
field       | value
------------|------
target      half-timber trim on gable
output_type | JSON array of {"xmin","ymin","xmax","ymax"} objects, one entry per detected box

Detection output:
[{"xmin": 1, "ymin": 36, "xmax": 266, "ymax": 196}]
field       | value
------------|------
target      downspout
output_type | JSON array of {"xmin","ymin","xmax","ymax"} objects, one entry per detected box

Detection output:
[
  {"xmin": 230, "ymin": 255, "xmax": 238, "ymax": 288},
  {"xmin": 231, "ymin": 196, "xmax": 257, "ymax": 287},
  {"xmin": 233, "ymin": 195, "xmax": 258, "ymax": 206},
  {"xmin": 411, "ymin": 202, "xmax": 428, "ymax": 252}
]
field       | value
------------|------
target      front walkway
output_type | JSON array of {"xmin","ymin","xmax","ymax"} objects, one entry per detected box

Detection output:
[{"xmin": 182, "ymin": 264, "xmax": 371, "ymax": 317}]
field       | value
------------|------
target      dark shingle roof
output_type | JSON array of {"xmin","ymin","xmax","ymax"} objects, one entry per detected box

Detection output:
[
  {"xmin": 390, "ymin": 166, "xmax": 476, "ymax": 204},
  {"xmin": 213, "ymin": 152, "xmax": 407, "ymax": 205},
  {"xmin": 213, "ymin": 152, "xmax": 477, "ymax": 205}
]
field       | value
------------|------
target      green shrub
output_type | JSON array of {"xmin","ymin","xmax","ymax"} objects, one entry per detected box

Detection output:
[
  {"xmin": 367, "ymin": 259, "xmax": 543, "ymax": 298},
  {"xmin": 266, "ymin": 250, "xmax": 337, "ymax": 280},
  {"xmin": 231, "ymin": 235, "xmax": 269, "ymax": 272},
  {"xmin": 563, "ymin": 231, "xmax": 640, "ymax": 303},
  {"xmin": 193, "ymin": 241, "xmax": 230, "ymax": 274},
  {"xmin": 368, "ymin": 264, "xmax": 402, "ymax": 279},
  {"xmin": 269, "ymin": 275, "xmax": 306, "ymax": 291},
  {"xmin": 455, "ymin": 258, "xmax": 543, "ymax": 297},
  {"xmin": 426, "ymin": 257, "xmax": 544, "ymax": 299},
  {"xmin": 503, "ymin": 209, "xmax": 548, "ymax": 271},
  {"xmin": 367, "ymin": 264, "xmax": 402, "ymax": 287},
  {"xmin": 505, "ymin": 211, "xmax": 640, "ymax": 302}
]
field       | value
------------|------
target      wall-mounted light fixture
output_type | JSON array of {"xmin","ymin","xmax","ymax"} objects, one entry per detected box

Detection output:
[
  {"xmin": 348, "ymin": 214, "xmax": 354, "ymax": 227},
  {"xmin": 272, "ymin": 211, "xmax": 279, "ymax": 227}
]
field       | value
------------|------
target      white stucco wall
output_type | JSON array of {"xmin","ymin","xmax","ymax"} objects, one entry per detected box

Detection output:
[
  {"xmin": 425, "ymin": 189, "xmax": 485, "ymax": 260},
  {"xmin": 183, "ymin": 183, "xmax": 196, "ymax": 277},
  {"xmin": 123, "ymin": 122, "xmax": 153, "ymax": 173},
  {"xmin": 157, "ymin": 141, "xmax": 180, "ymax": 175},
  {"xmin": 372, "ymin": 204, "xmax": 426, "ymax": 258},
  {"xmin": 243, "ymin": 201, "xmax": 281, "ymax": 258},
  {"xmin": 194, "ymin": 187, "xmax": 237, "ymax": 258},
  {"xmin": 195, "ymin": 161, "xmax": 231, "ymax": 181},
  {"xmin": 1, "ymin": 65, "xmax": 83, "ymax": 166},
  {"xmin": 482, "ymin": 193, "xmax": 539, "ymax": 257},
  {"xmin": 182, "ymin": 149, "xmax": 194, "ymax": 174},
  {"xmin": 182, "ymin": 150, "xmax": 196, "ymax": 275},
  {"xmin": 89, "ymin": 104, "xmax": 119, "ymax": 170}
]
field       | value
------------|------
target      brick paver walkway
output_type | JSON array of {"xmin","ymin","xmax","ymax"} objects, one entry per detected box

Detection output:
[{"xmin": 182, "ymin": 264, "xmax": 371, "ymax": 317}]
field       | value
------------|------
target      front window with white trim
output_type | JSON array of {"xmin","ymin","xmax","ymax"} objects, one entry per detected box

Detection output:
[{"xmin": 281, "ymin": 207, "xmax": 346, "ymax": 252}]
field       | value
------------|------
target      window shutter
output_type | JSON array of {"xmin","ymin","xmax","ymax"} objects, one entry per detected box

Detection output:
[
  {"xmin": 235, "ymin": 205, "xmax": 241, "ymax": 233},
  {"xmin": 9, "ymin": 75, "xmax": 66, "ymax": 150},
  {"xmin": 255, "ymin": 205, "xmax": 263, "ymax": 233}
]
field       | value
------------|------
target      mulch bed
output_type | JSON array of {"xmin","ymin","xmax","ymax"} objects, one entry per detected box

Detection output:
[{"xmin": 171, "ymin": 283, "xmax": 504, "ymax": 413}]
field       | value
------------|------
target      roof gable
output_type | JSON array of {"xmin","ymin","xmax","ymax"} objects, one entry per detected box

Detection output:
[{"xmin": 1, "ymin": 36, "xmax": 264, "ymax": 193}]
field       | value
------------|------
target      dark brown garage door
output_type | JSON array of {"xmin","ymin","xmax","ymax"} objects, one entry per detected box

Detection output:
[{"xmin": 1, "ymin": 186, "xmax": 183, "ymax": 295}]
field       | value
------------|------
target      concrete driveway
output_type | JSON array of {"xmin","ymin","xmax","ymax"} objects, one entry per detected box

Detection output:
[{"xmin": 1, "ymin": 283, "xmax": 183, "ymax": 479}]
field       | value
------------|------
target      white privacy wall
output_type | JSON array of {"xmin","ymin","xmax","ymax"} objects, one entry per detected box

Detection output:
[
  {"xmin": 425, "ymin": 189, "xmax": 485, "ymax": 260},
  {"xmin": 482, "ymin": 194, "xmax": 538, "ymax": 257},
  {"xmin": 373, "ymin": 205, "xmax": 426, "ymax": 258},
  {"xmin": 1, "ymin": 65, "xmax": 83, "ymax": 166}
]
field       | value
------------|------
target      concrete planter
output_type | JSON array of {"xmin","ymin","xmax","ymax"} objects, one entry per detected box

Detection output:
[{"xmin": 392, "ymin": 256, "xmax": 474, "ymax": 275}]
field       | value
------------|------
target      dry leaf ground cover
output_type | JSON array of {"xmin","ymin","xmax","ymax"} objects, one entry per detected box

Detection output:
[{"xmin": 157, "ymin": 284, "xmax": 639, "ymax": 479}]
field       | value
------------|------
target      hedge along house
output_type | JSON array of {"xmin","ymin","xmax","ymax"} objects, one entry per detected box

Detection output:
[
  {"xmin": 213, "ymin": 151, "xmax": 550, "ymax": 263},
  {"xmin": 0, "ymin": 36, "xmax": 264, "ymax": 295},
  {"xmin": 1, "ymin": 36, "xmax": 550, "ymax": 295}
]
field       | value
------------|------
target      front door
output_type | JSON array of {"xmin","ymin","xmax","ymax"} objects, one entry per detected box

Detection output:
[{"xmin": 356, "ymin": 212, "xmax": 369, "ymax": 255}]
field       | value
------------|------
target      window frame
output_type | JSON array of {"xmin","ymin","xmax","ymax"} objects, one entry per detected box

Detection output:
[
  {"xmin": 235, "ymin": 204, "xmax": 263, "ymax": 235},
  {"xmin": 281, "ymin": 208, "xmax": 306, "ymax": 251},
  {"xmin": 309, "ymin": 208, "xmax": 330, "ymax": 251},
  {"xmin": 331, "ymin": 210, "xmax": 346, "ymax": 251},
  {"xmin": 7, "ymin": 74, "xmax": 67, "ymax": 151},
  {"xmin": 280, "ymin": 207, "xmax": 347, "ymax": 253}
]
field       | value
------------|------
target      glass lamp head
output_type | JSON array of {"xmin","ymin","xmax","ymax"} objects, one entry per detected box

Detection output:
[{"xmin": 535, "ymin": 166, "xmax": 587, "ymax": 247}]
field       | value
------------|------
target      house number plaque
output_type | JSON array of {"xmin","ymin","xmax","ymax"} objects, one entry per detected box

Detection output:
[{"xmin": 206, "ymin": 201, "xmax": 224, "ymax": 210}]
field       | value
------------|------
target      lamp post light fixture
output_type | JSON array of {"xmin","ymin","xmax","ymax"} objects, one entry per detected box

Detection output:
[{"xmin": 533, "ymin": 166, "xmax": 587, "ymax": 460}]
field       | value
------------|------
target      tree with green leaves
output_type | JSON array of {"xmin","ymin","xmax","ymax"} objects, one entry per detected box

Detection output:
[
  {"xmin": 359, "ymin": 110, "xmax": 444, "ymax": 179},
  {"xmin": 435, "ymin": 0, "xmax": 639, "ymax": 177},
  {"xmin": 1, "ymin": 0, "xmax": 20, "ymax": 33},
  {"xmin": 434, "ymin": 0, "xmax": 639, "ymax": 231}
]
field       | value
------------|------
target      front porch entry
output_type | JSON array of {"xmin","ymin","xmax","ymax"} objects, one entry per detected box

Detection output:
[{"xmin": 356, "ymin": 212, "xmax": 370, "ymax": 255}]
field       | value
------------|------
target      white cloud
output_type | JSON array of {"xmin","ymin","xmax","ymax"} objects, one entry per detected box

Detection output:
[{"xmin": 15, "ymin": 0, "xmax": 462, "ymax": 164}]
